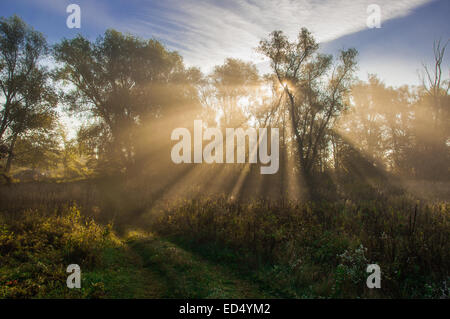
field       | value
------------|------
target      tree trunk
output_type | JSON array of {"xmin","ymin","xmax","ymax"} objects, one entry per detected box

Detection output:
[{"xmin": 5, "ymin": 134, "xmax": 18, "ymax": 173}]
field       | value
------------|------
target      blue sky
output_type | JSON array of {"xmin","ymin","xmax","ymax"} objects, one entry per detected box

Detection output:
[{"xmin": 1, "ymin": 0, "xmax": 449, "ymax": 87}]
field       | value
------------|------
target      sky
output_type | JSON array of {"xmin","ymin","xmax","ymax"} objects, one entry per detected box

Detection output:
[{"xmin": 1, "ymin": 0, "xmax": 449, "ymax": 88}]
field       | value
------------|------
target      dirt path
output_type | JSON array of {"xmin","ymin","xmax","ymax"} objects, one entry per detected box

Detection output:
[{"xmin": 125, "ymin": 232, "xmax": 272, "ymax": 298}]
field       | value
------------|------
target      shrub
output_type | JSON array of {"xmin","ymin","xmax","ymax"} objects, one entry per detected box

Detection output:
[{"xmin": 0, "ymin": 205, "xmax": 120, "ymax": 298}]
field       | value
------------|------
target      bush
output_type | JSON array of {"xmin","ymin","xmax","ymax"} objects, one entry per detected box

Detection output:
[{"xmin": 0, "ymin": 205, "xmax": 120, "ymax": 298}]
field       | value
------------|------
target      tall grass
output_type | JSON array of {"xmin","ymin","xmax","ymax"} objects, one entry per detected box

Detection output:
[
  {"xmin": 152, "ymin": 196, "xmax": 449, "ymax": 298},
  {"xmin": 1, "ymin": 181, "xmax": 449, "ymax": 298}
]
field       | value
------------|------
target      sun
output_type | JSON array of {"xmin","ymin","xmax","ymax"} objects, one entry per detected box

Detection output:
[{"xmin": 281, "ymin": 81, "xmax": 289, "ymax": 90}]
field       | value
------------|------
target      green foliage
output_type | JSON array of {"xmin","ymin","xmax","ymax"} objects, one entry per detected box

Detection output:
[
  {"xmin": 0, "ymin": 205, "xmax": 122, "ymax": 298},
  {"xmin": 53, "ymin": 29, "xmax": 203, "ymax": 172},
  {"xmin": 152, "ymin": 196, "xmax": 450, "ymax": 298},
  {"xmin": 127, "ymin": 232, "xmax": 268, "ymax": 298},
  {"xmin": 332, "ymin": 245, "xmax": 369, "ymax": 297},
  {"xmin": 0, "ymin": 181, "xmax": 448, "ymax": 299},
  {"xmin": 0, "ymin": 15, "xmax": 58, "ymax": 173}
]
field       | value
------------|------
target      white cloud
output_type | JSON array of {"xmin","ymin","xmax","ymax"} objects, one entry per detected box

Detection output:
[
  {"xmin": 30, "ymin": 0, "xmax": 435, "ymax": 81},
  {"xmin": 129, "ymin": 0, "xmax": 432, "ymax": 71}
]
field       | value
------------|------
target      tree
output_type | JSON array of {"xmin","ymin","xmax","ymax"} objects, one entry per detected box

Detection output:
[
  {"xmin": 10, "ymin": 114, "xmax": 60, "ymax": 171},
  {"xmin": 208, "ymin": 58, "xmax": 260, "ymax": 128},
  {"xmin": 257, "ymin": 28, "xmax": 357, "ymax": 181},
  {"xmin": 341, "ymin": 75, "xmax": 415, "ymax": 172},
  {"xmin": 54, "ymin": 30, "xmax": 202, "ymax": 173},
  {"xmin": 0, "ymin": 15, "xmax": 57, "ymax": 173},
  {"xmin": 413, "ymin": 39, "xmax": 450, "ymax": 179}
]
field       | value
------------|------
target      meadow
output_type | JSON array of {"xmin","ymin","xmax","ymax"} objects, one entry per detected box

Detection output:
[{"xmin": 1, "ymin": 179, "xmax": 448, "ymax": 299}]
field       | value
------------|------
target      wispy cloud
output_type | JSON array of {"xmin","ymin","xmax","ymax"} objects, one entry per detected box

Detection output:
[
  {"xmin": 126, "ymin": 0, "xmax": 432, "ymax": 70},
  {"xmin": 24, "ymin": 0, "xmax": 435, "ymax": 77}
]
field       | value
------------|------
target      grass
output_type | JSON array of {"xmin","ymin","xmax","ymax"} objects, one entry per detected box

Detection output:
[
  {"xmin": 127, "ymin": 231, "xmax": 271, "ymax": 298},
  {"xmin": 0, "ymin": 204, "xmax": 156, "ymax": 298},
  {"xmin": 151, "ymin": 196, "xmax": 450, "ymax": 298},
  {"xmin": 0, "ymin": 205, "xmax": 271, "ymax": 298},
  {"xmin": 0, "ymin": 181, "xmax": 449, "ymax": 299}
]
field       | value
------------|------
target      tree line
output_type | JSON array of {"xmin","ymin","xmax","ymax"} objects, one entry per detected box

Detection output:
[{"xmin": 1, "ymin": 15, "xmax": 448, "ymax": 189}]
